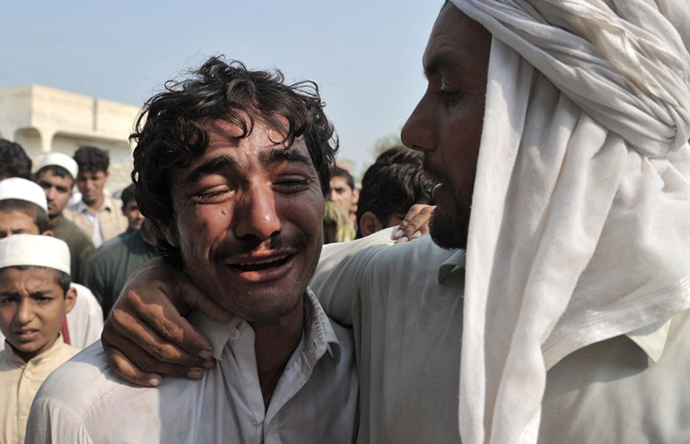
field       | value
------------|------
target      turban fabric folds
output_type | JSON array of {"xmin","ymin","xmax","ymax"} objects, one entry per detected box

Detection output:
[{"xmin": 450, "ymin": 0, "xmax": 690, "ymax": 442}]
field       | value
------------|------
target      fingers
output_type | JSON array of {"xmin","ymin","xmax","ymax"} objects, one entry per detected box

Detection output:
[
  {"xmin": 393, "ymin": 204, "xmax": 436, "ymax": 244},
  {"xmin": 102, "ymin": 337, "xmax": 212, "ymax": 387},
  {"xmin": 100, "ymin": 257, "xmax": 234, "ymax": 384},
  {"xmin": 102, "ymin": 341, "xmax": 162, "ymax": 387},
  {"xmin": 105, "ymin": 293, "xmax": 213, "ymax": 368}
]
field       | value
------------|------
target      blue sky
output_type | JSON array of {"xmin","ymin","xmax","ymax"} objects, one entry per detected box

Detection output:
[{"xmin": 1, "ymin": 1, "xmax": 441, "ymax": 175}]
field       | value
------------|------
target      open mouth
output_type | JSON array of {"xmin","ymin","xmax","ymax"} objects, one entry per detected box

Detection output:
[
  {"xmin": 14, "ymin": 330, "xmax": 38, "ymax": 341},
  {"xmin": 232, "ymin": 254, "xmax": 292, "ymax": 272}
]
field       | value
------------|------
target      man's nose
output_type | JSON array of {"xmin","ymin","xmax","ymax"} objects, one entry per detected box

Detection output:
[
  {"xmin": 233, "ymin": 187, "xmax": 281, "ymax": 240},
  {"xmin": 401, "ymin": 92, "xmax": 437, "ymax": 153}
]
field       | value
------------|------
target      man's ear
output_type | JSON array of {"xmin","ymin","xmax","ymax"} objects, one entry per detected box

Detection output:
[
  {"xmin": 359, "ymin": 211, "xmax": 384, "ymax": 238},
  {"xmin": 158, "ymin": 220, "xmax": 180, "ymax": 248},
  {"xmin": 64, "ymin": 286, "xmax": 77, "ymax": 314},
  {"xmin": 42, "ymin": 230, "xmax": 55, "ymax": 237}
]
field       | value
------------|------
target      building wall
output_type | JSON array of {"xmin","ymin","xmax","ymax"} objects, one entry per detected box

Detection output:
[{"xmin": 0, "ymin": 84, "xmax": 140, "ymax": 191}]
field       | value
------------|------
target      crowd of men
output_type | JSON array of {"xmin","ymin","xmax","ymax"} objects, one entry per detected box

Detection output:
[{"xmin": 0, "ymin": 0, "xmax": 689, "ymax": 442}]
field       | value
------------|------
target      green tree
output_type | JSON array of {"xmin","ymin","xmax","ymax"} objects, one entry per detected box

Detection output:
[{"xmin": 371, "ymin": 132, "xmax": 404, "ymax": 157}]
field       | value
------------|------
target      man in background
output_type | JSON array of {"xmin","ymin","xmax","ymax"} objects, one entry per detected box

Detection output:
[
  {"xmin": 84, "ymin": 184, "xmax": 158, "ymax": 317},
  {"xmin": 120, "ymin": 183, "xmax": 144, "ymax": 235},
  {"xmin": 356, "ymin": 147, "xmax": 434, "ymax": 238},
  {"xmin": 328, "ymin": 167, "xmax": 358, "ymax": 220},
  {"xmin": 68, "ymin": 146, "xmax": 127, "ymax": 247},
  {"xmin": 325, "ymin": 166, "xmax": 358, "ymax": 242},
  {"xmin": 34, "ymin": 153, "xmax": 95, "ymax": 283}
]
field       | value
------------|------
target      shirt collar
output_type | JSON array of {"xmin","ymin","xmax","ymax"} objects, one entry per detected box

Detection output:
[
  {"xmin": 188, "ymin": 287, "xmax": 342, "ymax": 364},
  {"xmin": 303, "ymin": 287, "xmax": 342, "ymax": 364},
  {"xmin": 438, "ymin": 249, "xmax": 466, "ymax": 284},
  {"xmin": 2, "ymin": 333, "xmax": 68, "ymax": 365},
  {"xmin": 74, "ymin": 195, "xmax": 114, "ymax": 214},
  {"xmin": 626, "ymin": 318, "xmax": 671, "ymax": 364}
]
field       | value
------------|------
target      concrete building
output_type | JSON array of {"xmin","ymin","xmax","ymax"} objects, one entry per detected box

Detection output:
[{"xmin": 0, "ymin": 84, "xmax": 141, "ymax": 190}]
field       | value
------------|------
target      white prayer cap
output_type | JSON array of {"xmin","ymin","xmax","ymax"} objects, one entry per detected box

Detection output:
[
  {"xmin": 0, "ymin": 178, "xmax": 48, "ymax": 214},
  {"xmin": 0, "ymin": 234, "xmax": 71, "ymax": 275},
  {"xmin": 36, "ymin": 153, "xmax": 79, "ymax": 180}
]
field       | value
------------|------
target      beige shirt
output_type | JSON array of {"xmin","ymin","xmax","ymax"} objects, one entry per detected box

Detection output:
[
  {"xmin": 67, "ymin": 196, "xmax": 127, "ymax": 248},
  {"xmin": 0, "ymin": 284, "xmax": 103, "ymax": 352},
  {"xmin": 311, "ymin": 228, "xmax": 690, "ymax": 443},
  {"xmin": 0, "ymin": 336, "xmax": 78, "ymax": 444},
  {"xmin": 26, "ymin": 289, "xmax": 358, "ymax": 444}
]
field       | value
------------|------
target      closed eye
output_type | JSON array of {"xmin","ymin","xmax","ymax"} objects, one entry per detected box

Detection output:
[
  {"xmin": 275, "ymin": 177, "xmax": 312, "ymax": 192},
  {"xmin": 438, "ymin": 87, "xmax": 462, "ymax": 104},
  {"xmin": 193, "ymin": 187, "xmax": 233, "ymax": 203}
]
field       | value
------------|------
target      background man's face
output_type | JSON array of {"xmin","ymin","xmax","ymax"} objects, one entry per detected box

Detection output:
[
  {"xmin": 401, "ymin": 4, "xmax": 491, "ymax": 249},
  {"xmin": 327, "ymin": 176, "xmax": 355, "ymax": 214},
  {"xmin": 76, "ymin": 170, "xmax": 108, "ymax": 205},
  {"xmin": 122, "ymin": 199, "xmax": 144, "ymax": 231},
  {"xmin": 0, "ymin": 211, "xmax": 41, "ymax": 238},
  {"xmin": 162, "ymin": 118, "xmax": 325, "ymax": 322},
  {"xmin": 0, "ymin": 267, "xmax": 75, "ymax": 361},
  {"xmin": 37, "ymin": 170, "xmax": 73, "ymax": 219}
]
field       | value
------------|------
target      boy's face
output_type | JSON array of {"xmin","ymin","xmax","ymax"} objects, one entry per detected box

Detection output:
[
  {"xmin": 0, "ymin": 267, "xmax": 76, "ymax": 361},
  {"xmin": 75, "ymin": 170, "xmax": 108, "ymax": 206},
  {"xmin": 122, "ymin": 199, "xmax": 144, "ymax": 231},
  {"xmin": 37, "ymin": 170, "xmax": 73, "ymax": 219},
  {"xmin": 0, "ymin": 210, "xmax": 41, "ymax": 238}
]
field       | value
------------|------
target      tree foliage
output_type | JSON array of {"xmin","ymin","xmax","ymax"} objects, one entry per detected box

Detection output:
[{"xmin": 372, "ymin": 132, "xmax": 404, "ymax": 157}]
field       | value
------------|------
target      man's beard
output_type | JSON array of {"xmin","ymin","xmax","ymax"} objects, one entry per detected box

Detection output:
[{"xmin": 429, "ymin": 203, "xmax": 470, "ymax": 250}]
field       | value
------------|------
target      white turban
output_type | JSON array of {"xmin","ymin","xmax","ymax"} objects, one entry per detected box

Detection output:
[
  {"xmin": 0, "ymin": 234, "xmax": 71, "ymax": 275},
  {"xmin": 36, "ymin": 152, "xmax": 79, "ymax": 180},
  {"xmin": 449, "ymin": 0, "xmax": 690, "ymax": 442},
  {"xmin": 0, "ymin": 177, "xmax": 48, "ymax": 214}
]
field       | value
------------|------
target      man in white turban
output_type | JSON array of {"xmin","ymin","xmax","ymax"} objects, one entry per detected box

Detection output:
[{"xmin": 96, "ymin": 1, "xmax": 690, "ymax": 442}]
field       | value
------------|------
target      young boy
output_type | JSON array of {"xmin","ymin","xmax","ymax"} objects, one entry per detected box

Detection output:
[
  {"xmin": 68, "ymin": 146, "xmax": 127, "ymax": 248},
  {"xmin": 34, "ymin": 152, "xmax": 96, "ymax": 283},
  {"xmin": 0, "ymin": 178, "xmax": 103, "ymax": 349},
  {"xmin": 0, "ymin": 234, "xmax": 78, "ymax": 444}
]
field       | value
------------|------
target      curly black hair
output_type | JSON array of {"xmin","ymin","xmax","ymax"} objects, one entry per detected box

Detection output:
[
  {"xmin": 356, "ymin": 147, "xmax": 435, "ymax": 237},
  {"xmin": 130, "ymin": 56, "xmax": 339, "ymax": 264},
  {"xmin": 0, "ymin": 139, "xmax": 32, "ymax": 180}
]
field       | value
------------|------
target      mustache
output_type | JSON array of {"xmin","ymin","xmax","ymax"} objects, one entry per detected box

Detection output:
[
  {"xmin": 422, "ymin": 157, "xmax": 448, "ymax": 184},
  {"xmin": 212, "ymin": 234, "xmax": 303, "ymax": 261}
]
